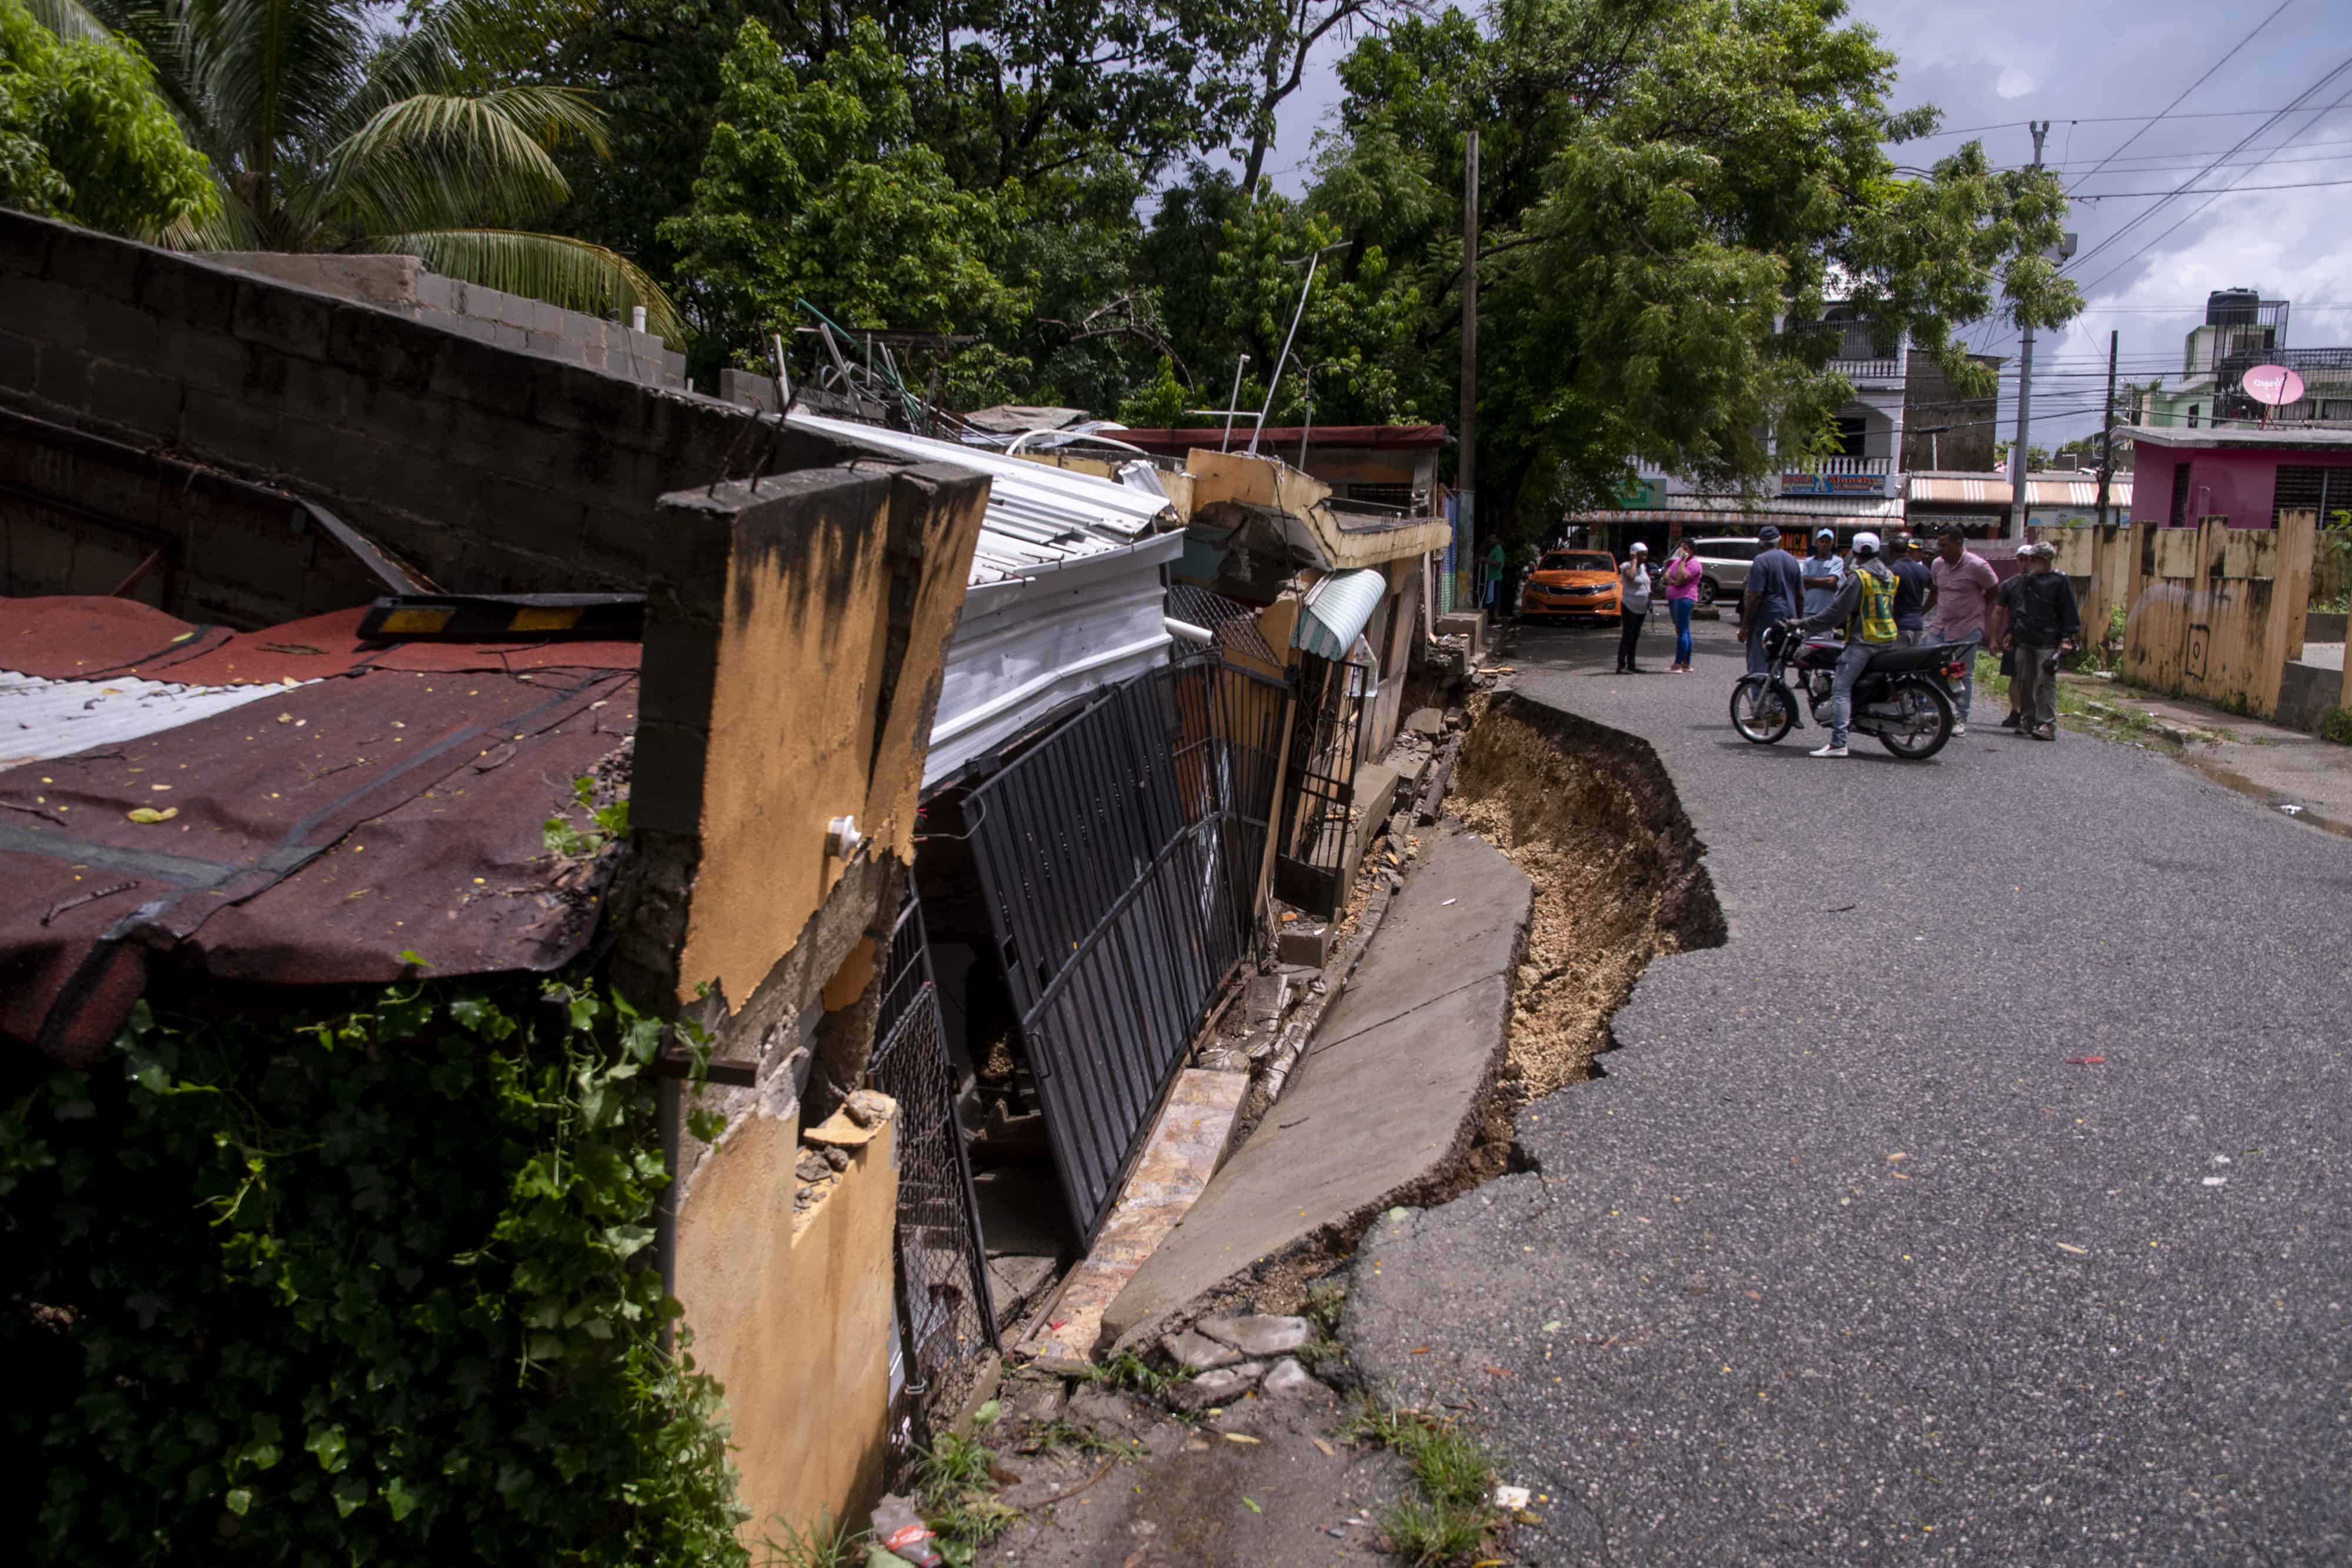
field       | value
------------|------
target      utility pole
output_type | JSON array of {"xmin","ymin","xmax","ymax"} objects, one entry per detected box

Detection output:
[
  {"xmin": 2008, "ymin": 119, "xmax": 2050, "ymax": 539},
  {"xmin": 1461, "ymin": 128, "xmax": 1480, "ymax": 602},
  {"xmin": 2096, "ymin": 329, "xmax": 2119, "ymax": 527}
]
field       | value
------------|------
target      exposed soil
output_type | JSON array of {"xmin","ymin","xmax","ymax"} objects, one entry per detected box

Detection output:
[{"xmin": 1449, "ymin": 691, "xmax": 1726, "ymax": 1105}]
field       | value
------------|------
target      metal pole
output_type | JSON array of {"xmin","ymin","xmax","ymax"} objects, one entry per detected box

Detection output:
[
  {"xmin": 1221, "ymin": 354, "xmax": 1251, "ymax": 453},
  {"xmin": 2096, "ymin": 329, "xmax": 2119, "ymax": 526},
  {"xmin": 1461, "ymin": 128, "xmax": 1480, "ymax": 561},
  {"xmin": 1252, "ymin": 250, "xmax": 1339, "ymax": 454},
  {"xmin": 2008, "ymin": 119, "xmax": 2050, "ymax": 539}
]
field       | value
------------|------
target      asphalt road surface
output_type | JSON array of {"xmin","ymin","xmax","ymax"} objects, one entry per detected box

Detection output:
[{"xmin": 1346, "ymin": 613, "xmax": 2352, "ymax": 1566}]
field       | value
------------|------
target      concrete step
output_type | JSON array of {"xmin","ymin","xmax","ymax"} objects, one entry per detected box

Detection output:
[{"xmin": 1098, "ymin": 823, "xmax": 1533, "ymax": 1352}]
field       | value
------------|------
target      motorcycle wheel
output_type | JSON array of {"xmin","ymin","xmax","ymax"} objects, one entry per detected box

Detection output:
[
  {"xmin": 1876, "ymin": 680, "xmax": 1955, "ymax": 760},
  {"xmin": 1730, "ymin": 676, "xmax": 1795, "ymax": 744}
]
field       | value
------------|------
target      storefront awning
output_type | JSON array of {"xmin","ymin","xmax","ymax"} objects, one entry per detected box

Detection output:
[{"xmin": 1294, "ymin": 569, "xmax": 1387, "ymax": 661}]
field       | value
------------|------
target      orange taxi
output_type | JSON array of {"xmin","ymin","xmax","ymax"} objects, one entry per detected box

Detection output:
[{"xmin": 1517, "ymin": 549, "xmax": 1622, "ymax": 624}]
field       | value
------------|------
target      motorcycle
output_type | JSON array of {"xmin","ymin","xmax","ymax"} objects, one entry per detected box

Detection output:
[{"xmin": 1730, "ymin": 623, "xmax": 1965, "ymax": 760}]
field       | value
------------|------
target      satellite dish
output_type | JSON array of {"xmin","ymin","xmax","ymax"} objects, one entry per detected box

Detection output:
[{"xmin": 2241, "ymin": 364, "xmax": 2307, "ymax": 407}]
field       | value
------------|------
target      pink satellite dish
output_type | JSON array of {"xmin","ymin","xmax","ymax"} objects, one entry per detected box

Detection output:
[{"xmin": 2240, "ymin": 364, "xmax": 2307, "ymax": 406}]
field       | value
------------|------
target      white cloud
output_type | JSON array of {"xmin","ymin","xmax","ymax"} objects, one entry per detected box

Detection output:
[{"xmin": 1993, "ymin": 64, "xmax": 2039, "ymax": 100}]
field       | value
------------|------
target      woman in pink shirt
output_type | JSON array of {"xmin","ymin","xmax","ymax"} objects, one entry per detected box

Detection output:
[{"xmin": 1662, "ymin": 542, "xmax": 1704, "ymax": 671}]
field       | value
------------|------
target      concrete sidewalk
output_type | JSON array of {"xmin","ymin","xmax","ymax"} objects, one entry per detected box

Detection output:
[
  {"xmin": 1098, "ymin": 823, "xmax": 1531, "ymax": 1350},
  {"xmin": 2056, "ymin": 672, "xmax": 2352, "ymax": 836}
]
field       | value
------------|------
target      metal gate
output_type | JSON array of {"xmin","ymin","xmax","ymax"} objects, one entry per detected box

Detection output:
[
  {"xmin": 965, "ymin": 653, "xmax": 1287, "ymax": 1241},
  {"xmin": 1274, "ymin": 652, "xmax": 1370, "ymax": 914},
  {"xmin": 868, "ymin": 885, "xmax": 994, "ymax": 1444}
]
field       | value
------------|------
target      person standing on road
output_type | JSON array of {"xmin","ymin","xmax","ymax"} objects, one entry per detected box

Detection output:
[
  {"xmin": 1662, "ymin": 541, "xmax": 1703, "ymax": 672},
  {"xmin": 1802, "ymin": 528, "xmax": 1846, "ymax": 621},
  {"xmin": 2000, "ymin": 541, "xmax": 2081, "ymax": 741},
  {"xmin": 1992, "ymin": 560, "xmax": 2029, "ymax": 729},
  {"xmin": 1738, "ymin": 524, "xmax": 1806, "ymax": 675},
  {"xmin": 1889, "ymin": 533, "xmax": 1932, "ymax": 646},
  {"xmin": 1922, "ymin": 524, "xmax": 1999, "ymax": 735},
  {"xmin": 1795, "ymin": 530, "xmax": 1899, "ymax": 758},
  {"xmin": 1485, "ymin": 537, "xmax": 1508, "ymax": 620},
  {"xmin": 1616, "ymin": 541, "xmax": 1654, "ymax": 673}
]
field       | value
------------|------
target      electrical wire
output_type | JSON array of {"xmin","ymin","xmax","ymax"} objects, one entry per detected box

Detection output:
[
  {"xmin": 2074, "ymin": 175, "xmax": 2352, "ymax": 199},
  {"xmin": 1906, "ymin": 105, "xmax": 2352, "ymax": 140},
  {"xmin": 2064, "ymin": 1, "xmax": 2293, "ymax": 195}
]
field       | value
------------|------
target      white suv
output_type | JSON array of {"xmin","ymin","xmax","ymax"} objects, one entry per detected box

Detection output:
[{"xmin": 1685, "ymin": 537, "xmax": 1760, "ymax": 607}]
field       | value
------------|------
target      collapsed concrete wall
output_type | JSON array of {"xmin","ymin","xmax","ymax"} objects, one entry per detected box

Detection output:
[{"xmin": 0, "ymin": 210, "xmax": 847, "ymax": 618}]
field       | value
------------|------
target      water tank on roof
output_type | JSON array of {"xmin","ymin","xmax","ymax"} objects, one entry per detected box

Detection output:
[{"xmin": 2207, "ymin": 289, "xmax": 2262, "ymax": 326}]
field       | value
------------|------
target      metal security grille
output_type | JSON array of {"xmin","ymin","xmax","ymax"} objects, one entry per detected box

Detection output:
[
  {"xmin": 1274, "ymin": 652, "xmax": 1369, "ymax": 915},
  {"xmin": 868, "ymin": 886, "xmax": 994, "ymax": 1446},
  {"xmin": 965, "ymin": 654, "xmax": 1287, "ymax": 1241},
  {"xmin": 2273, "ymin": 465, "xmax": 2352, "ymax": 528}
]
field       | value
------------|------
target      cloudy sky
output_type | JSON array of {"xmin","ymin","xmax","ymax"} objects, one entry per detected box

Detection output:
[{"xmin": 1267, "ymin": 0, "xmax": 2352, "ymax": 447}]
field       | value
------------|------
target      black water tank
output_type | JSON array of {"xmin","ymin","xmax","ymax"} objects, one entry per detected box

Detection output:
[{"xmin": 2207, "ymin": 288, "xmax": 2261, "ymax": 326}]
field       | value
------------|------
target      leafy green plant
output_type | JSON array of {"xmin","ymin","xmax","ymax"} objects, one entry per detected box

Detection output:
[
  {"xmin": 913, "ymin": 1424, "xmax": 1018, "ymax": 1566},
  {"xmin": 1087, "ymin": 1349, "xmax": 1175, "ymax": 1398},
  {"xmin": 4, "ymin": 971, "xmax": 746, "ymax": 1566},
  {"xmin": 760, "ymin": 1509, "xmax": 866, "ymax": 1568},
  {"xmin": 546, "ymin": 771, "xmax": 632, "ymax": 858},
  {"xmin": 2316, "ymin": 707, "xmax": 2352, "ymax": 747}
]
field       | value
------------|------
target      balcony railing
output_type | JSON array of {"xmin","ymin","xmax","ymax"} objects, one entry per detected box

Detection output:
[
  {"xmin": 1826, "ymin": 355, "xmax": 1902, "ymax": 382},
  {"xmin": 1784, "ymin": 455, "xmax": 1891, "ymax": 476}
]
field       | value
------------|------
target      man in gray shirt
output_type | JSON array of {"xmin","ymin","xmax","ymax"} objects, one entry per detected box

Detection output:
[
  {"xmin": 1801, "ymin": 527, "xmax": 1846, "ymax": 619},
  {"xmin": 1738, "ymin": 524, "xmax": 1807, "ymax": 675}
]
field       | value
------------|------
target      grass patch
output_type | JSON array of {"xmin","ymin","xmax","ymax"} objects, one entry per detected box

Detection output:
[
  {"xmin": 1013, "ymin": 1418, "xmax": 1123, "ymax": 1460},
  {"xmin": 1087, "ymin": 1349, "xmax": 1176, "ymax": 1399},
  {"xmin": 911, "ymin": 1418, "xmax": 1021, "ymax": 1565},
  {"xmin": 761, "ymin": 1510, "xmax": 865, "ymax": 1568},
  {"xmin": 1356, "ymin": 1402, "xmax": 1502, "ymax": 1566},
  {"xmin": 2318, "ymin": 707, "xmax": 2352, "ymax": 746}
]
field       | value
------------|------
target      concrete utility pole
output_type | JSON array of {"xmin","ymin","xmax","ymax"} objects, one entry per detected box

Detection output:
[
  {"xmin": 1461, "ymin": 128, "xmax": 1479, "ymax": 564},
  {"xmin": 2008, "ymin": 119, "xmax": 2051, "ymax": 539},
  {"xmin": 2096, "ymin": 329, "xmax": 2119, "ymax": 527}
]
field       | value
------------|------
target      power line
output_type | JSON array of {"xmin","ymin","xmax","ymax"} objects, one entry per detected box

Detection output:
[
  {"xmin": 2066, "ymin": 1, "xmax": 2293, "ymax": 195},
  {"xmin": 1905, "ymin": 105, "xmax": 2352, "ymax": 140},
  {"xmin": 2064, "ymin": 56, "xmax": 2352, "ymax": 280},
  {"xmin": 2076, "ymin": 175, "xmax": 2352, "ymax": 198}
]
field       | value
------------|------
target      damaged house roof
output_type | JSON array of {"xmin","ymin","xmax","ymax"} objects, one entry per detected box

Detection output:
[
  {"xmin": 1, "ymin": 596, "xmax": 638, "ymax": 1065},
  {"xmin": 784, "ymin": 410, "xmax": 1189, "ymax": 787}
]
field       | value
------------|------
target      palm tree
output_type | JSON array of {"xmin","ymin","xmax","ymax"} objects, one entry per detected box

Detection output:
[{"xmin": 25, "ymin": 0, "xmax": 683, "ymax": 339}]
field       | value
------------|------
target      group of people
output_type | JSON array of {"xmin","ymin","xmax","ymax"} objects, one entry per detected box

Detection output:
[
  {"xmin": 1612, "ymin": 539, "xmax": 1709, "ymax": 674},
  {"xmin": 1733, "ymin": 522, "xmax": 2083, "ymax": 756}
]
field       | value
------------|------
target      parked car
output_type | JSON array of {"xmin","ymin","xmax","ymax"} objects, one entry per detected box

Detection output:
[
  {"xmin": 1685, "ymin": 537, "xmax": 1762, "ymax": 607},
  {"xmin": 1519, "ymin": 550, "xmax": 1622, "ymax": 624}
]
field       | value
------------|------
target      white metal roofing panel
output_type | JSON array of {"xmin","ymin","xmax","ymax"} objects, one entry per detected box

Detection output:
[
  {"xmin": 1, "ymin": 670, "xmax": 295, "ymax": 772},
  {"xmin": 788, "ymin": 409, "xmax": 1172, "ymax": 541}
]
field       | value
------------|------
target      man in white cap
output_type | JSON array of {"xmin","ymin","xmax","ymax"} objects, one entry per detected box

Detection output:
[
  {"xmin": 1795, "ymin": 530, "xmax": 1899, "ymax": 757},
  {"xmin": 1802, "ymin": 527, "xmax": 1846, "ymax": 621},
  {"xmin": 1615, "ymin": 541, "xmax": 1653, "ymax": 672},
  {"xmin": 2000, "ymin": 540, "xmax": 2081, "ymax": 741}
]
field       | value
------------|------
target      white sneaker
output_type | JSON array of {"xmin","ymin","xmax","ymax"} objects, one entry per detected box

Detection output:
[
  {"xmin": 1809, "ymin": 743, "xmax": 1849, "ymax": 758},
  {"xmin": 1951, "ymin": 723, "xmax": 1967, "ymax": 736}
]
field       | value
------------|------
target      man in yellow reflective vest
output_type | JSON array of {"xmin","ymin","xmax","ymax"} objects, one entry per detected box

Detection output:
[{"xmin": 1795, "ymin": 529, "xmax": 1900, "ymax": 758}]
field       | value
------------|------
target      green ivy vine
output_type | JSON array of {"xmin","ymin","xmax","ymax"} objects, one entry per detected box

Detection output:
[{"xmin": 1, "ymin": 972, "xmax": 749, "ymax": 1566}]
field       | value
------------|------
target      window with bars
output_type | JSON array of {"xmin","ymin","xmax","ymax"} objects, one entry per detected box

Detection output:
[
  {"xmin": 2273, "ymin": 464, "xmax": 2352, "ymax": 527},
  {"xmin": 2169, "ymin": 462, "xmax": 2194, "ymax": 527},
  {"xmin": 1347, "ymin": 482, "xmax": 1416, "ymax": 507}
]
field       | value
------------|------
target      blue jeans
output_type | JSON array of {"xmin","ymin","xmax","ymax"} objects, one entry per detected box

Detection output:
[
  {"xmin": 1825, "ymin": 638, "xmax": 1880, "ymax": 748},
  {"xmin": 1670, "ymin": 598, "xmax": 1694, "ymax": 664}
]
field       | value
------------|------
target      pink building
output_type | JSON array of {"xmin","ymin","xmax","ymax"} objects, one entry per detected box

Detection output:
[{"xmin": 2126, "ymin": 424, "xmax": 2352, "ymax": 529}]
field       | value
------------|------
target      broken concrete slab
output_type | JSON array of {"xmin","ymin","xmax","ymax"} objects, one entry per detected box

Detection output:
[
  {"xmin": 1098, "ymin": 824, "xmax": 1532, "ymax": 1351},
  {"xmin": 1242, "ymin": 972, "xmax": 1292, "ymax": 1030},
  {"xmin": 1161, "ymin": 1329, "xmax": 1242, "ymax": 1372},
  {"xmin": 1168, "ymin": 1362, "xmax": 1269, "ymax": 1412},
  {"xmin": 1261, "ymin": 1358, "xmax": 1327, "ymax": 1399},
  {"xmin": 987, "ymin": 1255, "xmax": 1057, "ymax": 1328},
  {"xmin": 1197, "ymin": 1313, "xmax": 1311, "ymax": 1358},
  {"xmin": 1016, "ymin": 1068, "xmax": 1247, "ymax": 1369},
  {"xmin": 1404, "ymin": 706, "xmax": 1445, "ymax": 738},
  {"xmin": 1277, "ymin": 924, "xmax": 1334, "ymax": 967}
]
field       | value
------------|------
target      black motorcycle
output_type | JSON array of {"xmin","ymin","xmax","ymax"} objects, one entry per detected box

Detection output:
[{"xmin": 1730, "ymin": 624, "xmax": 1965, "ymax": 760}]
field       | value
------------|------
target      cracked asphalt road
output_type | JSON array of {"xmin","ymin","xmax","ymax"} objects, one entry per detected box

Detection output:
[{"xmin": 1345, "ymin": 615, "xmax": 2352, "ymax": 1566}]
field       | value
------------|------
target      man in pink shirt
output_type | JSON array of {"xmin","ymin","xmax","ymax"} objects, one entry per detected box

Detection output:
[{"xmin": 1922, "ymin": 524, "xmax": 1999, "ymax": 735}]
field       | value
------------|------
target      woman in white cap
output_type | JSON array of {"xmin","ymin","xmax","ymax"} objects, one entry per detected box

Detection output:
[{"xmin": 1616, "ymin": 541, "xmax": 1653, "ymax": 673}]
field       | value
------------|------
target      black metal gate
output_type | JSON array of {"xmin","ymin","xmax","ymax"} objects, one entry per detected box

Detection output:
[
  {"xmin": 965, "ymin": 653, "xmax": 1288, "ymax": 1241},
  {"xmin": 1274, "ymin": 652, "xmax": 1371, "ymax": 914},
  {"xmin": 868, "ymin": 885, "xmax": 995, "ymax": 1445}
]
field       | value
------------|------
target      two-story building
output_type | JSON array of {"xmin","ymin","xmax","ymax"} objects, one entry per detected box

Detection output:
[
  {"xmin": 2141, "ymin": 290, "xmax": 2352, "ymax": 430},
  {"xmin": 1568, "ymin": 311, "xmax": 1989, "ymax": 555}
]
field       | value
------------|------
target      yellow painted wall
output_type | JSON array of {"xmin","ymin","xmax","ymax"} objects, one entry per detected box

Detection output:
[{"xmin": 676, "ymin": 1106, "xmax": 900, "ymax": 1546}]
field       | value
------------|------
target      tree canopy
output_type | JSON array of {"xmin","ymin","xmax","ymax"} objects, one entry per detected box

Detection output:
[{"xmin": 0, "ymin": 0, "xmax": 215, "ymax": 236}]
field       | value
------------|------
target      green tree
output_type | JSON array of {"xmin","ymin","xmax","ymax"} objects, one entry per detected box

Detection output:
[
  {"xmin": 661, "ymin": 18, "xmax": 1024, "ymax": 365},
  {"xmin": 0, "ymin": 0, "xmax": 214, "ymax": 235},
  {"xmin": 32, "ymin": 0, "xmax": 681, "ymax": 337},
  {"xmin": 1296, "ymin": 0, "xmax": 2080, "ymax": 543}
]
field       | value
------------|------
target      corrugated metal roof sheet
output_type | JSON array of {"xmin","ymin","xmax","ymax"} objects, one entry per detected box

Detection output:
[
  {"xmin": 1, "ymin": 670, "xmax": 295, "ymax": 771},
  {"xmin": 1295, "ymin": 570, "xmax": 1388, "ymax": 661},
  {"xmin": 1, "ymin": 597, "xmax": 638, "ymax": 1065}
]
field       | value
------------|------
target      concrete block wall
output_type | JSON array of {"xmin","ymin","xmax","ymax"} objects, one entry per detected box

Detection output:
[
  {"xmin": 0, "ymin": 210, "xmax": 851, "ymax": 606},
  {"xmin": 209, "ymin": 251, "xmax": 687, "ymax": 389}
]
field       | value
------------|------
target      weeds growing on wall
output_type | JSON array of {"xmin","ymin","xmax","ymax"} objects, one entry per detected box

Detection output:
[{"xmin": 1, "ymin": 971, "xmax": 747, "ymax": 1567}]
